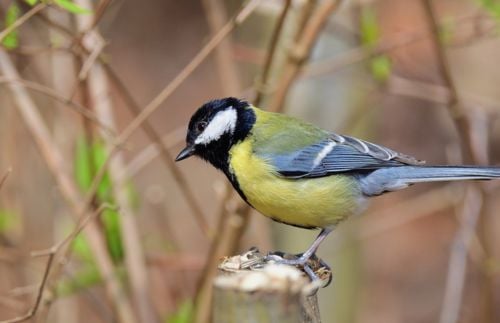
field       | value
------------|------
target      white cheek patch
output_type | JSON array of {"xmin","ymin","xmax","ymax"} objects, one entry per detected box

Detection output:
[{"xmin": 195, "ymin": 108, "xmax": 237, "ymax": 145}]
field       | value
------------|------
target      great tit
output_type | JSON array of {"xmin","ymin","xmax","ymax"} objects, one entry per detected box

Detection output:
[{"xmin": 176, "ymin": 97, "xmax": 500, "ymax": 275}]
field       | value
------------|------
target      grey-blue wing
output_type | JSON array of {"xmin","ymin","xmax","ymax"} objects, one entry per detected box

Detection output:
[{"xmin": 263, "ymin": 133, "xmax": 424, "ymax": 178}]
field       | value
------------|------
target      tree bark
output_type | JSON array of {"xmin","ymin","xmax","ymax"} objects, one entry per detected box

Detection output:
[{"xmin": 213, "ymin": 253, "xmax": 322, "ymax": 323}]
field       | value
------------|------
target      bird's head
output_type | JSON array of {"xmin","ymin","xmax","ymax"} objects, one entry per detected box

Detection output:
[{"xmin": 175, "ymin": 97, "xmax": 256, "ymax": 171}]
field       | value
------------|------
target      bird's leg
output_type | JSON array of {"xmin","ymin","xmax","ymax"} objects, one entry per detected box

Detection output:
[{"xmin": 265, "ymin": 228, "xmax": 333, "ymax": 266}]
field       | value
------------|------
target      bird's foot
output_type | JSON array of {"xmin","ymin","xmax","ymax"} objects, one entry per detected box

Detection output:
[{"xmin": 264, "ymin": 251, "xmax": 332, "ymax": 288}]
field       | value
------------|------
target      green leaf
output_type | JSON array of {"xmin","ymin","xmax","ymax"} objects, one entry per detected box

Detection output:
[
  {"xmin": 72, "ymin": 234, "xmax": 94, "ymax": 263},
  {"xmin": 438, "ymin": 17, "xmax": 455, "ymax": 46},
  {"xmin": 54, "ymin": 0, "xmax": 92, "ymax": 14},
  {"xmin": 3, "ymin": 4, "xmax": 20, "ymax": 49},
  {"xmin": 359, "ymin": 7, "xmax": 392, "ymax": 82},
  {"xmin": 370, "ymin": 55, "xmax": 392, "ymax": 82},
  {"xmin": 75, "ymin": 137, "xmax": 93, "ymax": 191},
  {"xmin": 102, "ymin": 208, "xmax": 124, "ymax": 263},
  {"xmin": 0, "ymin": 209, "xmax": 18, "ymax": 233},
  {"xmin": 24, "ymin": 0, "xmax": 39, "ymax": 6},
  {"xmin": 478, "ymin": 0, "xmax": 500, "ymax": 21},
  {"xmin": 74, "ymin": 137, "xmax": 112, "ymax": 201},
  {"xmin": 360, "ymin": 7, "xmax": 379, "ymax": 47},
  {"xmin": 73, "ymin": 136, "xmax": 126, "ymax": 263},
  {"xmin": 91, "ymin": 141, "xmax": 113, "ymax": 201},
  {"xmin": 165, "ymin": 300, "xmax": 194, "ymax": 323},
  {"xmin": 55, "ymin": 265, "xmax": 101, "ymax": 297}
]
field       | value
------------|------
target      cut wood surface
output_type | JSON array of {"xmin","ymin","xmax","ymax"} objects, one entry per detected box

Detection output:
[{"xmin": 213, "ymin": 251, "xmax": 323, "ymax": 323}]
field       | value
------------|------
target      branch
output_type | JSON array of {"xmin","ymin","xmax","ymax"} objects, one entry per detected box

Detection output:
[
  {"xmin": 302, "ymin": 12, "xmax": 496, "ymax": 79},
  {"xmin": 0, "ymin": 205, "xmax": 114, "ymax": 323},
  {"xmin": 60, "ymin": 0, "xmax": 262, "ymax": 243},
  {"xmin": 202, "ymin": 0, "xmax": 243, "ymax": 95},
  {"xmin": 0, "ymin": 168, "xmax": 12, "ymax": 191},
  {"xmin": 34, "ymin": 1, "xmax": 212, "ymax": 238},
  {"xmin": 104, "ymin": 65, "xmax": 210, "ymax": 237},
  {"xmin": 0, "ymin": 77, "xmax": 114, "ymax": 134},
  {"xmin": 439, "ymin": 187, "xmax": 483, "ymax": 323},
  {"xmin": 73, "ymin": 0, "xmax": 157, "ymax": 321},
  {"xmin": 253, "ymin": 0, "xmax": 292, "ymax": 105},
  {"xmin": 422, "ymin": 2, "xmax": 490, "ymax": 323},
  {"xmin": 423, "ymin": 0, "xmax": 474, "ymax": 162},
  {"xmin": 0, "ymin": 254, "xmax": 54, "ymax": 323},
  {"xmin": 115, "ymin": 0, "xmax": 262, "ymax": 145},
  {"xmin": 0, "ymin": 3, "xmax": 47, "ymax": 43},
  {"xmin": 0, "ymin": 48, "xmax": 136, "ymax": 323},
  {"xmin": 268, "ymin": 0, "xmax": 344, "ymax": 112},
  {"xmin": 119, "ymin": 126, "xmax": 185, "ymax": 180}
]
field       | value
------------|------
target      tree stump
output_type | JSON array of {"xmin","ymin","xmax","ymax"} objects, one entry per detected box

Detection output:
[{"xmin": 212, "ymin": 250, "xmax": 324, "ymax": 323}]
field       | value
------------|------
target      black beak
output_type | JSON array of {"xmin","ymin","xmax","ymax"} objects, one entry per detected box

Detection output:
[{"xmin": 175, "ymin": 145, "xmax": 196, "ymax": 162}]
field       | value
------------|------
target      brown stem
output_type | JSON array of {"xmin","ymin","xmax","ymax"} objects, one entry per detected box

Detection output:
[
  {"xmin": 0, "ymin": 49, "xmax": 136, "ymax": 323},
  {"xmin": 422, "ymin": 0, "xmax": 473, "ymax": 163},
  {"xmin": 74, "ymin": 0, "xmax": 157, "ymax": 321},
  {"xmin": 0, "ymin": 77, "xmax": 113, "ymax": 134},
  {"xmin": 115, "ymin": 0, "xmax": 262, "ymax": 145},
  {"xmin": 0, "ymin": 168, "xmax": 12, "ymax": 191},
  {"xmin": 104, "ymin": 65, "xmax": 210, "ymax": 237},
  {"xmin": 422, "ymin": 2, "xmax": 491, "ymax": 323},
  {"xmin": 268, "ymin": 0, "xmax": 344, "ymax": 112},
  {"xmin": 0, "ymin": 205, "xmax": 115, "ymax": 323},
  {"xmin": 0, "ymin": 3, "xmax": 47, "ymax": 43},
  {"xmin": 253, "ymin": 0, "xmax": 292, "ymax": 105}
]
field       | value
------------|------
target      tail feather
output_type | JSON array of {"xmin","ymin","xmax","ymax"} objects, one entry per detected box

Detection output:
[{"xmin": 360, "ymin": 166, "xmax": 500, "ymax": 196}]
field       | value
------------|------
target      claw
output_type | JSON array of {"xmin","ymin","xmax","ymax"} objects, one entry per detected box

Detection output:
[{"xmin": 264, "ymin": 251, "xmax": 332, "ymax": 288}]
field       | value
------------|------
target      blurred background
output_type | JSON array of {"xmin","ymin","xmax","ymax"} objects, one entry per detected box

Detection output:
[{"xmin": 0, "ymin": 0, "xmax": 499, "ymax": 322}]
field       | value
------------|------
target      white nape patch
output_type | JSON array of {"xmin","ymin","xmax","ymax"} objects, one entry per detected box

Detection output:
[
  {"xmin": 312, "ymin": 141, "xmax": 336, "ymax": 168},
  {"xmin": 195, "ymin": 108, "xmax": 237, "ymax": 145}
]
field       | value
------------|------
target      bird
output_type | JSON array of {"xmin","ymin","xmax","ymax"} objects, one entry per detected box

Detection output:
[{"xmin": 175, "ymin": 97, "xmax": 500, "ymax": 279}]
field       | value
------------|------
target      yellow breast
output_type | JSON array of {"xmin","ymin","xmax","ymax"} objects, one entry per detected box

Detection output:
[{"xmin": 229, "ymin": 140, "xmax": 363, "ymax": 229}]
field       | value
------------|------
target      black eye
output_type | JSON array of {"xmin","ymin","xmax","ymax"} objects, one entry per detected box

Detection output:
[{"xmin": 196, "ymin": 121, "xmax": 207, "ymax": 132}]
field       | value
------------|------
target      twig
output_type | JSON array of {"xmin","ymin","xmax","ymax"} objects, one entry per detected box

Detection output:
[
  {"xmin": 253, "ymin": 0, "xmax": 292, "ymax": 105},
  {"xmin": 10, "ymin": 45, "xmax": 71, "ymax": 55},
  {"xmin": 104, "ymin": 65, "xmax": 210, "ymax": 237},
  {"xmin": 77, "ymin": 33, "xmax": 106, "ymax": 80},
  {"xmin": 387, "ymin": 75, "xmax": 500, "ymax": 115},
  {"xmin": 29, "ymin": 1, "xmax": 261, "ymax": 238},
  {"xmin": 439, "ymin": 187, "xmax": 483, "ymax": 323},
  {"xmin": 67, "ymin": 0, "xmax": 262, "ymax": 245},
  {"xmin": 115, "ymin": 0, "xmax": 262, "ymax": 145},
  {"xmin": 33, "ymin": 10, "xmax": 74, "ymax": 38},
  {"xmin": 44, "ymin": 4, "xmax": 210, "ymax": 236},
  {"xmin": 423, "ymin": 0, "xmax": 473, "ymax": 162},
  {"xmin": 0, "ymin": 254, "xmax": 54, "ymax": 323},
  {"xmin": 0, "ymin": 77, "xmax": 114, "ymax": 134},
  {"xmin": 73, "ymin": 0, "xmax": 157, "ymax": 321},
  {"xmin": 0, "ymin": 168, "xmax": 12, "ymax": 191},
  {"xmin": 268, "ymin": 0, "xmax": 344, "ymax": 112},
  {"xmin": 32, "ymin": 0, "xmax": 209, "ymax": 237},
  {"xmin": 302, "ymin": 12, "xmax": 495, "ymax": 79},
  {"xmin": 119, "ymin": 126, "xmax": 185, "ymax": 180},
  {"xmin": 202, "ymin": 0, "xmax": 243, "ymax": 95},
  {"xmin": 0, "ymin": 296, "xmax": 24, "ymax": 312},
  {"xmin": 89, "ymin": 0, "xmax": 113, "ymax": 31},
  {"xmin": 0, "ymin": 205, "xmax": 114, "ymax": 323},
  {"xmin": 0, "ymin": 3, "xmax": 47, "ymax": 43},
  {"xmin": 0, "ymin": 48, "xmax": 136, "ymax": 323},
  {"xmin": 422, "ymin": 2, "xmax": 490, "ymax": 323}
]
